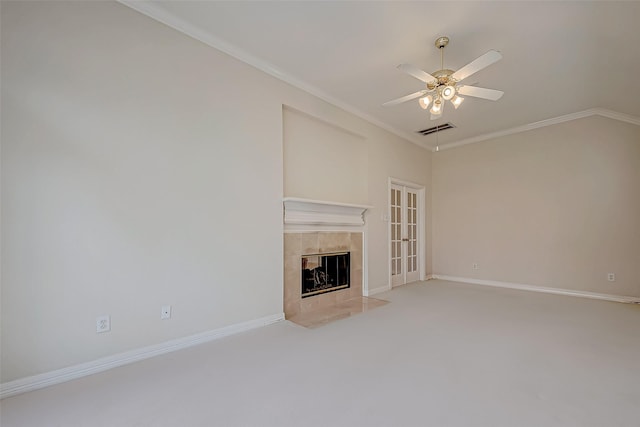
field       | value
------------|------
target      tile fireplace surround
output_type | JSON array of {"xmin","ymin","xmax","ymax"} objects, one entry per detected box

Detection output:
[{"xmin": 284, "ymin": 232, "xmax": 363, "ymax": 319}]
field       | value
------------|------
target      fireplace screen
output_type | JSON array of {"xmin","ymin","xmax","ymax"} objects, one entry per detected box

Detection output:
[{"xmin": 301, "ymin": 252, "xmax": 350, "ymax": 298}]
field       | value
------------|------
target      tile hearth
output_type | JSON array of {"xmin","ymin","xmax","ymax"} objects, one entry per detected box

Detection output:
[{"xmin": 287, "ymin": 296, "xmax": 388, "ymax": 328}]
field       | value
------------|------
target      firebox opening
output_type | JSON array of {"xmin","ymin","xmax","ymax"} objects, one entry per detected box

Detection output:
[{"xmin": 301, "ymin": 252, "xmax": 350, "ymax": 298}]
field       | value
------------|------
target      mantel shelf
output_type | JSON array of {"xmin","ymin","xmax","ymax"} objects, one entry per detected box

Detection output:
[{"xmin": 283, "ymin": 197, "xmax": 371, "ymax": 226}]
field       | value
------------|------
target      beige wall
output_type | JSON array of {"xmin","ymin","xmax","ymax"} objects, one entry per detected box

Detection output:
[
  {"xmin": 366, "ymin": 134, "xmax": 433, "ymax": 290},
  {"xmin": 1, "ymin": 1, "xmax": 289, "ymax": 382},
  {"xmin": 282, "ymin": 106, "xmax": 432, "ymax": 294},
  {"xmin": 433, "ymin": 115, "xmax": 640, "ymax": 297},
  {"xmin": 5, "ymin": 0, "xmax": 636, "ymax": 390},
  {"xmin": 283, "ymin": 107, "xmax": 368, "ymax": 205},
  {"xmin": 1, "ymin": 1, "xmax": 431, "ymax": 383}
]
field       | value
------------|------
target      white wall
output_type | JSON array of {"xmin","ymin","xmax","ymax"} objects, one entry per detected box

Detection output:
[
  {"xmin": 1, "ymin": 1, "xmax": 432, "ymax": 383},
  {"xmin": 433, "ymin": 115, "xmax": 640, "ymax": 297}
]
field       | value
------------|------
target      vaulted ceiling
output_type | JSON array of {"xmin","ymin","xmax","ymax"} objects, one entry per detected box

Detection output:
[{"xmin": 123, "ymin": 1, "xmax": 640, "ymax": 150}]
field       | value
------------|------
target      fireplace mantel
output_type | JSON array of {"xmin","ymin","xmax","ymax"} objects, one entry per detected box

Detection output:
[{"xmin": 283, "ymin": 197, "xmax": 371, "ymax": 227}]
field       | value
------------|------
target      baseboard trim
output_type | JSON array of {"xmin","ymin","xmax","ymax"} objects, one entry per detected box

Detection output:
[
  {"xmin": 365, "ymin": 285, "xmax": 391, "ymax": 296},
  {"xmin": 432, "ymin": 275, "xmax": 640, "ymax": 304},
  {"xmin": 1, "ymin": 313, "xmax": 284, "ymax": 399}
]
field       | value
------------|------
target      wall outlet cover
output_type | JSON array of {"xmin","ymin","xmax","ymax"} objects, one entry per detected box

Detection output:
[
  {"xmin": 96, "ymin": 315, "xmax": 110, "ymax": 333},
  {"xmin": 161, "ymin": 305, "xmax": 171, "ymax": 319}
]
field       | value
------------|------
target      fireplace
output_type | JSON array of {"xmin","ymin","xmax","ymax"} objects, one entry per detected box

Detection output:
[
  {"xmin": 283, "ymin": 232, "xmax": 362, "ymax": 319},
  {"xmin": 283, "ymin": 198, "xmax": 370, "ymax": 319},
  {"xmin": 301, "ymin": 252, "xmax": 350, "ymax": 298}
]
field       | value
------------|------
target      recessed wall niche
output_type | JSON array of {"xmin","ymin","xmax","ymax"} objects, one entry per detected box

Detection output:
[{"xmin": 283, "ymin": 106, "xmax": 368, "ymax": 206}]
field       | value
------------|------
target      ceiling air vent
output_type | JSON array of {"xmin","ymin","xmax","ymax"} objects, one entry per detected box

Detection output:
[{"xmin": 416, "ymin": 123, "xmax": 456, "ymax": 136}]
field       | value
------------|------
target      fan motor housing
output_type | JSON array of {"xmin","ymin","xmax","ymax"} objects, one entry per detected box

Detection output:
[{"xmin": 427, "ymin": 69, "xmax": 456, "ymax": 90}]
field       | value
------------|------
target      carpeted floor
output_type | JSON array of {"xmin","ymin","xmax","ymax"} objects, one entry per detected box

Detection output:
[{"xmin": 2, "ymin": 279, "xmax": 639, "ymax": 426}]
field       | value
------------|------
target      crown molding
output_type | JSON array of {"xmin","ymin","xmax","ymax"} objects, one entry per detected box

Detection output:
[
  {"xmin": 435, "ymin": 108, "xmax": 640, "ymax": 152},
  {"xmin": 594, "ymin": 108, "xmax": 640, "ymax": 126},
  {"xmin": 115, "ymin": 3, "xmax": 640, "ymax": 154},
  {"xmin": 117, "ymin": 0, "xmax": 428, "ymax": 150}
]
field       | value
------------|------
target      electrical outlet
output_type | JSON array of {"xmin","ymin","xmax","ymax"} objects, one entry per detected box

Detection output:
[
  {"xmin": 96, "ymin": 315, "xmax": 110, "ymax": 333},
  {"xmin": 607, "ymin": 273, "xmax": 615, "ymax": 282},
  {"xmin": 161, "ymin": 305, "xmax": 171, "ymax": 320},
  {"xmin": 472, "ymin": 263, "xmax": 479, "ymax": 270}
]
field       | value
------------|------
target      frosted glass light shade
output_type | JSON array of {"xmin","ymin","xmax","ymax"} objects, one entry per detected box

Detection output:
[
  {"xmin": 452, "ymin": 95, "xmax": 464, "ymax": 109},
  {"xmin": 430, "ymin": 100, "xmax": 442, "ymax": 114},
  {"xmin": 418, "ymin": 95, "xmax": 433, "ymax": 110},
  {"xmin": 442, "ymin": 85, "xmax": 456, "ymax": 100}
]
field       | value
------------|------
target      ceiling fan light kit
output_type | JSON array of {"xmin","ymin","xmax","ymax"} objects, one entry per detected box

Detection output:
[
  {"xmin": 441, "ymin": 85, "xmax": 455, "ymax": 100},
  {"xmin": 431, "ymin": 99, "xmax": 442, "ymax": 114},
  {"xmin": 419, "ymin": 95, "xmax": 433, "ymax": 110},
  {"xmin": 452, "ymin": 95, "xmax": 464, "ymax": 109},
  {"xmin": 383, "ymin": 36, "xmax": 504, "ymax": 120}
]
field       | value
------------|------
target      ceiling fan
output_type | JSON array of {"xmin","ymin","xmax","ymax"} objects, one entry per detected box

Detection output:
[{"xmin": 383, "ymin": 36, "xmax": 504, "ymax": 120}]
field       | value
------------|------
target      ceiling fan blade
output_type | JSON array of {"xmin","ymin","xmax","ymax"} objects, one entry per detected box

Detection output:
[
  {"xmin": 397, "ymin": 64, "xmax": 437, "ymax": 84},
  {"xmin": 451, "ymin": 50, "xmax": 502, "ymax": 82},
  {"xmin": 382, "ymin": 90, "xmax": 428, "ymax": 107},
  {"xmin": 457, "ymin": 85, "xmax": 504, "ymax": 101}
]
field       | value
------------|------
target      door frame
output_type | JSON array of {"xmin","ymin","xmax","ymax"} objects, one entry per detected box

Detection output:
[{"xmin": 387, "ymin": 177, "xmax": 426, "ymax": 289}]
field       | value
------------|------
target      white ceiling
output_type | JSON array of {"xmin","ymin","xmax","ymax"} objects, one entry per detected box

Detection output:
[{"xmin": 123, "ymin": 1, "xmax": 640, "ymax": 150}]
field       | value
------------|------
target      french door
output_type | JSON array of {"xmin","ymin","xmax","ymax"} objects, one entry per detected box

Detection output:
[{"xmin": 390, "ymin": 183, "xmax": 421, "ymax": 287}]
